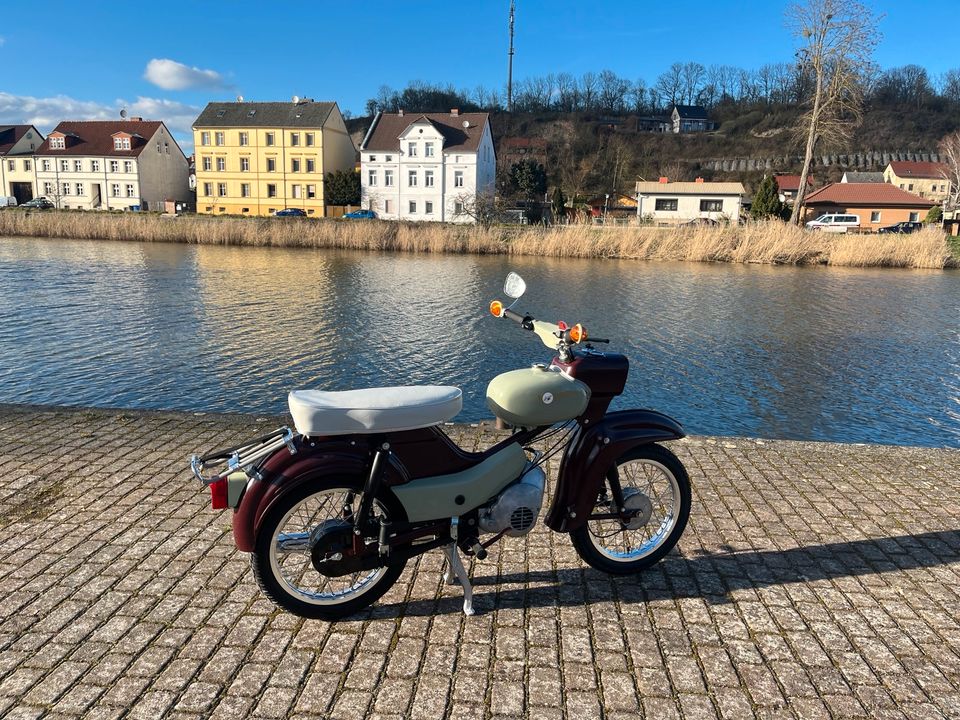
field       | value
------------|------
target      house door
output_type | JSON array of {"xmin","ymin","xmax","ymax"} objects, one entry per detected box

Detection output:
[
  {"xmin": 92, "ymin": 184, "xmax": 102, "ymax": 208},
  {"xmin": 10, "ymin": 182, "xmax": 32, "ymax": 204}
]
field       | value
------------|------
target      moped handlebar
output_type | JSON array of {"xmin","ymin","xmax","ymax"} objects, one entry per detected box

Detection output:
[{"xmin": 502, "ymin": 307, "xmax": 532, "ymax": 328}]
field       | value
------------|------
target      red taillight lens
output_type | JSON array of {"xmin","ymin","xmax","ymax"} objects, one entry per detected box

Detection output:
[{"xmin": 210, "ymin": 478, "xmax": 228, "ymax": 509}]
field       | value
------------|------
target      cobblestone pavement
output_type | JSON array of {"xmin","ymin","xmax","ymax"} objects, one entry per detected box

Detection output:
[{"xmin": 0, "ymin": 404, "xmax": 958, "ymax": 719}]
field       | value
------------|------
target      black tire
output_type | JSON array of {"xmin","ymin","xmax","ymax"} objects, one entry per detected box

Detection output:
[
  {"xmin": 570, "ymin": 443, "xmax": 691, "ymax": 575},
  {"xmin": 251, "ymin": 477, "xmax": 407, "ymax": 620}
]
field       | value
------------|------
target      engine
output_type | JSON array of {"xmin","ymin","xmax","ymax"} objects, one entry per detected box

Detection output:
[{"xmin": 478, "ymin": 465, "xmax": 546, "ymax": 537}]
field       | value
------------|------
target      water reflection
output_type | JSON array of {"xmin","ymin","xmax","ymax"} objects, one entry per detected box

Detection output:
[{"xmin": 0, "ymin": 236, "xmax": 958, "ymax": 448}]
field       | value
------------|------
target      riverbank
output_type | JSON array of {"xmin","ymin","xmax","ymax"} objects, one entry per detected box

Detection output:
[
  {"xmin": 1, "ymin": 403, "xmax": 958, "ymax": 718},
  {"xmin": 1, "ymin": 210, "xmax": 956, "ymax": 269}
]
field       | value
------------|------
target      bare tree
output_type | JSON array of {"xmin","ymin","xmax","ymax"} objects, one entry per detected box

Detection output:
[
  {"xmin": 787, "ymin": 0, "xmax": 880, "ymax": 225},
  {"xmin": 680, "ymin": 62, "xmax": 706, "ymax": 105},
  {"xmin": 940, "ymin": 68, "xmax": 960, "ymax": 104},
  {"xmin": 654, "ymin": 63, "xmax": 684, "ymax": 108},
  {"xmin": 938, "ymin": 131, "xmax": 960, "ymax": 211}
]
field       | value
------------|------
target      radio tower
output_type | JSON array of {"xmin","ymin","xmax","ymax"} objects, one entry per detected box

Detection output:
[{"xmin": 507, "ymin": 1, "xmax": 515, "ymax": 112}]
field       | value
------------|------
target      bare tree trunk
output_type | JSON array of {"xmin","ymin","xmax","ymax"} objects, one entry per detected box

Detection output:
[{"xmin": 791, "ymin": 81, "xmax": 823, "ymax": 225}]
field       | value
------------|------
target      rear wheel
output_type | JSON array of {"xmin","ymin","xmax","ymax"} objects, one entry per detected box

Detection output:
[
  {"xmin": 570, "ymin": 444, "xmax": 690, "ymax": 574},
  {"xmin": 251, "ymin": 478, "xmax": 407, "ymax": 620}
]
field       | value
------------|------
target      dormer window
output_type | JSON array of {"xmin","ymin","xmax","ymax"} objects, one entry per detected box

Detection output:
[
  {"xmin": 49, "ymin": 136, "xmax": 65, "ymax": 149},
  {"xmin": 113, "ymin": 136, "xmax": 131, "ymax": 150}
]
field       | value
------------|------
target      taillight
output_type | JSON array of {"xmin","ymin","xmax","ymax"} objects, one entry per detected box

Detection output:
[{"xmin": 210, "ymin": 478, "xmax": 228, "ymax": 509}]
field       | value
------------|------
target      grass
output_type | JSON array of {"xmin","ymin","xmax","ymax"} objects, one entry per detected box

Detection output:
[{"xmin": 0, "ymin": 210, "xmax": 956, "ymax": 270}]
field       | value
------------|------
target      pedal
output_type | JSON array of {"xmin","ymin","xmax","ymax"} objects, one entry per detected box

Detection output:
[{"xmin": 441, "ymin": 544, "xmax": 475, "ymax": 616}]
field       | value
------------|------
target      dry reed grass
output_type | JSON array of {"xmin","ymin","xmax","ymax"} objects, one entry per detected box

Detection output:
[{"xmin": 0, "ymin": 211, "xmax": 955, "ymax": 269}]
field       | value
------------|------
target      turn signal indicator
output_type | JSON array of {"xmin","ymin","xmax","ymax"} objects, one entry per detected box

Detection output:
[
  {"xmin": 490, "ymin": 300, "xmax": 504, "ymax": 317},
  {"xmin": 569, "ymin": 324, "xmax": 586, "ymax": 343}
]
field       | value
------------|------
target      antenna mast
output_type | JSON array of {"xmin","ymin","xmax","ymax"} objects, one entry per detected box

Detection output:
[{"xmin": 507, "ymin": 0, "xmax": 515, "ymax": 112}]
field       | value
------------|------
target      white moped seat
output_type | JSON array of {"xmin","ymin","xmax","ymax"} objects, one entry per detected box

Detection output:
[{"xmin": 288, "ymin": 386, "xmax": 462, "ymax": 436}]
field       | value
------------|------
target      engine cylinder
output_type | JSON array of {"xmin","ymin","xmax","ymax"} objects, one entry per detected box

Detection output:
[{"xmin": 478, "ymin": 465, "xmax": 546, "ymax": 536}]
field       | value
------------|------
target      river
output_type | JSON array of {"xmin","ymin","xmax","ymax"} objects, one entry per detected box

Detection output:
[{"xmin": 1, "ymin": 236, "xmax": 958, "ymax": 448}]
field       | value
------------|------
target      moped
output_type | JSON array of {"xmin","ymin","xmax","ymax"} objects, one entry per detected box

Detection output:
[{"xmin": 191, "ymin": 272, "xmax": 691, "ymax": 619}]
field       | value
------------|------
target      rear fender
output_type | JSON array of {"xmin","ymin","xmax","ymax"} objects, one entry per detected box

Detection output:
[
  {"xmin": 544, "ymin": 409, "xmax": 684, "ymax": 532},
  {"xmin": 232, "ymin": 437, "xmax": 391, "ymax": 552}
]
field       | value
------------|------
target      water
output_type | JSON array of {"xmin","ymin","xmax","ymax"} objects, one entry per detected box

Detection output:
[{"xmin": 1, "ymin": 236, "xmax": 958, "ymax": 448}]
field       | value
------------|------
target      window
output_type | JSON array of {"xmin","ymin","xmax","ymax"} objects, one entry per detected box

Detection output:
[
  {"xmin": 306, "ymin": 133, "xmax": 314, "ymax": 146},
  {"xmin": 90, "ymin": 160, "xmax": 98, "ymax": 172},
  {"xmin": 49, "ymin": 136, "xmax": 65, "ymax": 149},
  {"xmin": 384, "ymin": 199, "xmax": 392, "ymax": 213},
  {"xmin": 60, "ymin": 160, "xmax": 69, "ymax": 172},
  {"xmin": 655, "ymin": 198, "xmax": 678, "ymax": 211},
  {"xmin": 407, "ymin": 142, "xmax": 417, "ymax": 157},
  {"xmin": 6, "ymin": 160, "xmax": 13, "ymax": 171},
  {"xmin": 425, "ymin": 170, "xmax": 434, "ymax": 188},
  {"xmin": 218, "ymin": 183, "xmax": 227, "ymax": 197},
  {"xmin": 124, "ymin": 161, "xmax": 133, "ymax": 173},
  {"xmin": 240, "ymin": 157, "xmax": 250, "ymax": 172},
  {"xmin": 203, "ymin": 182, "xmax": 213, "ymax": 196},
  {"xmin": 425, "ymin": 142, "xmax": 434, "ymax": 157},
  {"xmin": 200, "ymin": 132, "xmax": 210, "ymax": 146},
  {"xmin": 306, "ymin": 159, "xmax": 315, "ymax": 173},
  {"xmin": 42, "ymin": 160, "xmax": 51, "ymax": 172},
  {"xmin": 454, "ymin": 171, "xmax": 464, "ymax": 188},
  {"xmin": 368, "ymin": 170, "xmax": 377, "ymax": 186},
  {"xmin": 454, "ymin": 201, "xmax": 464, "ymax": 214},
  {"xmin": 202, "ymin": 156, "xmax": 212, "ymax": 171},
  {"xmin": 62, "ymin": 182, "xmax": 70, "ymax": 196},
  {"xmin": 73, "ymin": 160, "xmax": 83, "ymax": 172},
  {"xmin": 239, "ymin": 132, "xmax": 249, "ymax": 146},
  {"xmin": 408, "ymin": 170, "xmax": 417, "ymax": 187},
  {"xmin": 291, "ymin": 133, "xmax": 300, "ymax": 147},
  {"xmin": 699, "ymin": 199, "xmax": 723, "ymax": 212},
  {"xmin": 43, "ymin": 182, "xmax": 54, "ymax": 195},
  {"xmin": 384, "ymin": 170, "xmax": 394, "ymax": 187},
  {"xmin": 291, "ymin": 158, "xmax": 301, "ymax": 173},
  {"xmin": 75, "ymin": 182, "xmax": 84, "ymax": 195},
  {"xmin": 369, "ymin": 155, "xmax": 376, "ymax": 162},
  {"xmin": 113, "ymin": 137, "xmax": 130, "ymax": 150},
  {"xmin": 409, "ymin": 201, "xmax": 417, "ymax": 213},
  {"xmin": 267, "ymin": 158, "xmax": 276, "ymax": 172},
  {"xmin": 908, "ymin": 183, "xmax": 914, "ymax": 191},
  {"xmin": 110, "ymin": 160, "xmax": 119, "ymax": 173},
  {"xmin": 216, "ymin": 157, "xmax": 226, "ymax": 172},
  {"xmin": 215, "ymin": 132, "xmax": 224, "ymax": 146},
  {"xmin": 307, "ymin": 184, "xmax": 316, "ymax": 199},
  {"xmin": 871, "ymin": 211, "xmax": 881, "ymax": 223},
  {"xmin": 267, "ymin": 183, "xmax": 277, "ymax": 198},
  {"xmin": 292, "ymin": 184, "xmax": 302, "ymax": 198},
  {"xmin": 241, "ymin": 183, "xmax": 251, "ymax": 197},
  {"xmin": 126, "ymin": 184, "xmax": 135, "ymax": 197},
  {"xmin": 909, "ymin": 212, "xmax": 919, "ymax": 222},
  {"xmin": 385, "ymin": 155, "xmax": 392, "ymax": 162},
  {"xmin": 425, "ymin": 201, "xmax": 433, "ymax": 214},
  {"xmin": 265, "ymin": 132, "xmax": 275, "ymax": 146},
  {"xmin": 111, "ymin": 183, "xmax": 120, "ymax": 197}
]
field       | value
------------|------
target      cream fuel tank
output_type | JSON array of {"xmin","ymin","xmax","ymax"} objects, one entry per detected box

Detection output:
[{"xmin": 486, "ymin": 365, "xmax": 590, "ymax": 426}]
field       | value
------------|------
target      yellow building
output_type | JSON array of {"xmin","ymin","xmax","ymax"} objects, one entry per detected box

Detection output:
[
  {"xmin": 883, "ymin": 161, "xmax": 951, "ymax": 203},
  {"xmin": 192, "ymin": 99, "xmax": 356, "ymax": 217}
]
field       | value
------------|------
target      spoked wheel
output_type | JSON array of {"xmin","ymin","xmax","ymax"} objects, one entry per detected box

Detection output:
[
  {"xmin": 251, "ymin": 479, "xmax": 407, "ymax": 620},
  {"xmin": 570, "ymin": 444, "xmax": 691, "ymax": 574}
]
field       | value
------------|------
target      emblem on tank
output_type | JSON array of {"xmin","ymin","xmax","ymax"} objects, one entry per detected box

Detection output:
[{"xmin": 542, "ymin": 392, "xmax": 554, "ymax": 404}]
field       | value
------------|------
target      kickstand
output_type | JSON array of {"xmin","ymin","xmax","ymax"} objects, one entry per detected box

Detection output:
[{"xmin": 442, "ymin": 543, "xmax": 475, "ymax": 616}]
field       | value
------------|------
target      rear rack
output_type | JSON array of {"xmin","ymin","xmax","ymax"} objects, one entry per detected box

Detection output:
[{"xmin": 190, "ymin": 426, "xmax": 297, "ymax": 485}]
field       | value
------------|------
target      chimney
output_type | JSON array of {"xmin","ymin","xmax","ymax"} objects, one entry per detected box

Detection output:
[
  {"xmin": 451, "ymin": 108, "xmax": 459, "ymax": 116},
  {"xmin": 658, "ymin": 176, "xmax": 669, "ymax": 183},
  {"xmin": 130, "ymin": 117, "xmax": 143, "ymax": 122},
  {"xmin": 695, "ymin": 177, "xmax": 704, "ymax": 183}
]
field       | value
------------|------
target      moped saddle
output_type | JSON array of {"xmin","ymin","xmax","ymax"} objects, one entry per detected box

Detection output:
[{"xmin": 288, "ymin": 386, "xmax": 462, "ymax": 436}]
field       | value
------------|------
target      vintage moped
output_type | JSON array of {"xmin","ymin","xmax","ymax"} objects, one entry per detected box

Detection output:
[{"xmin": 191, "ymin": 272, "xmax": 691, "ymax": 619}]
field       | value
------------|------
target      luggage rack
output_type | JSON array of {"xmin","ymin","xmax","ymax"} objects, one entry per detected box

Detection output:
[{"xmin": 191, "ymin": 426, "xmax": 297, "ymax": 485}]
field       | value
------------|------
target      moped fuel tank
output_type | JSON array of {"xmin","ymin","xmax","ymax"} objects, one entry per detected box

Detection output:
[{"xmin": 486, "ymin": 365, "xmax": 590, "ymax": 427}]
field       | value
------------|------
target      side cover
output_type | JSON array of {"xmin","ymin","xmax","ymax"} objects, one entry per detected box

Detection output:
[{"xmin": 544, "ymin": 409, "xmax": 685, "ymax": 532}]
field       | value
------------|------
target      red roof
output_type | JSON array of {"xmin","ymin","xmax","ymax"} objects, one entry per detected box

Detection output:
[
  {"xmin": 36, "ymin": 120, "xmax": 163, "ymax": 157},
  {"xmin": 774, "ymin": 174, "xmax": 814, "ymax": 192},
  {"xmin": 887, "ymin": 161, "xmax": 948, "ymax": 179},
  {"xmin": 804, "ymin": 182, "xmax": 935, "ymax": 207}
]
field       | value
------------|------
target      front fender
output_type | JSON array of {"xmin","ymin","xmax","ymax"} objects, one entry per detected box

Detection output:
[
  {"xmin": 232, "ymin": 438, "xmax": 376, "ymax": 552},
  {"xmin": 544, "ymin": 409, "xmax": 684, "ymax": 532}
]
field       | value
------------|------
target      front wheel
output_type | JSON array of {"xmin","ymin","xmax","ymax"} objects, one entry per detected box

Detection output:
[
  {"xmin": 251, "ymin": 478, "xmax": 407, "ymax": 620},
  {"xmin": 570, "ymin": 443, "xmax": 691, "ymax": 575}
]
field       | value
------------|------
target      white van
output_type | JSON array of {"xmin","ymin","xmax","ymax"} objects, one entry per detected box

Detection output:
[
  {"xmin": 805, "ymin": 213, "xmax": 860, "ymax": 232},
  {"xmin": 0, "ymin": 196, "xmax": 17, "ymax": 208}
]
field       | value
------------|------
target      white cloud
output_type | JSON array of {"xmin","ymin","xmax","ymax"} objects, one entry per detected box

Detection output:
[
  {"xmin": 0, "ymin": 37, "xmax": 6, "ymax": 47},
  {"xmin": 0, "ymin": 91, "xmax": 201, "ymax": 152},
  {"xmin": 144, "ymin": 58, "xmax": 227, "ymax": 91}
]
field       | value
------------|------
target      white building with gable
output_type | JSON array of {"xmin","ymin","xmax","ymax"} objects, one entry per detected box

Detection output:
[{"xmin": 360, "ymin": 110, "xmax": 495, "ymax": 223}]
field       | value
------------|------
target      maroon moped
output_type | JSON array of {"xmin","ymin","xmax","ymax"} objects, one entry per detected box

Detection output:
[{"xmin": 192, "ymin": 272, "xmax": 691, "ymax": 619}]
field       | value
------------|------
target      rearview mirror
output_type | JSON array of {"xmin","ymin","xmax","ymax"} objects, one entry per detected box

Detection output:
[{"xmin": 503, "ymin": 272, "xmax": 526, "ymax": 299}]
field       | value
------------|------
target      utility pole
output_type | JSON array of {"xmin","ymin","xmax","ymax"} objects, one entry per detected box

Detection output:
[{"xmin": 507, "ymin": 0, "xmax": 515, "ymax": 113}]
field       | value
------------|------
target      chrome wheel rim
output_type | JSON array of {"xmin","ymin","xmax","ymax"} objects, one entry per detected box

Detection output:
[
  {"xmin": 586, "ymin": 458, "xmax": 681, "ymax": 562},
  {"xmin": 269, "ymin": 488, "xmax": 388, "ymax": 606}
]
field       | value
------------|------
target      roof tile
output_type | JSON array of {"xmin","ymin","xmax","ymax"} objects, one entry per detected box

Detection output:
[
  {"xmin": 362, "ymin": 112, "xmax": 489, "ymax": 153},
  {"xmin": 804, "ymin": 182, "xmax": 935, "ymax": 207}
]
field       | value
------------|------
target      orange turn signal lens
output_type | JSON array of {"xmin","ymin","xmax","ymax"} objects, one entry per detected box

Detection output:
[
  {"xmin": 569, "ymin": 323, "xmax": 587, "ymax": 343},
  {"xmin": 490, "ymin": 300, "xmax": 504, "ymax": 317}
]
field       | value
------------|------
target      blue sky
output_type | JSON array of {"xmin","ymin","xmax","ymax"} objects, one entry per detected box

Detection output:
[{"xmin": 0, "ymin": 0, "xmax": 952, "ymax": 153}]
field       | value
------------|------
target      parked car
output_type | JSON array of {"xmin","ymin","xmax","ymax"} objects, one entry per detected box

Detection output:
[
  {"xmin": 19, "ymin": 197, "xmax": 54, "ymax": 210},
  {"xmin": 0, "ymin": 196, "xmax": 17, "ymax": 208},
  {"xmin": 274, "ymin": 208, "xmax": 307, "ymax": 218},
  {"xmin": 343, "ymin": 209, "xmax": 377, "ymax": 220},
  {"xmin": 877, "ymin": 221, "xmax": 923, "ymax": 234},
  {"xmin": 804, "ymin": 213, "xmax": 860, "ymax": 232}
]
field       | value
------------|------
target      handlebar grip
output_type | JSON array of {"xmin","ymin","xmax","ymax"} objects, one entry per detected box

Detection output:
[{"xmin": 502, "ymin": 308, "xmax": 525, "ymax": 323}]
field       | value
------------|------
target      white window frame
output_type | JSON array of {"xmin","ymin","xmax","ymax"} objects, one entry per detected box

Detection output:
[
  {"xmin": 306, "ymin": 159, "xmax": 315, "ymax": 173},
  {"xmin": 425, "ymin": 170, "xmax": 434, "ymax": 188},
  {"xmin": 202, "ymin": 156, "xmax": 212, "ymax": 171},
  {"xmin": 425, "ymin": 200, "xmax": 434, "ymax": 214},
  {"xmin": 240, "ymin": 157, "xmax": 250, "ymax": 172},
  {"xmin": 239, "ymin": 132, "xmax": 249, "ymax": 146},
  {"xmin": 91, "ymin": 160, "xmax": 100, "ymax": 172},
  {"xmin": 200, "ymin": 132, "xmax": 210, "ymax": 146},
  {"xmin": 454, "ymin": 171, "xmax": 464, "ymax": 188},
  {"xmin": 290, "ymin": 133, "xmax": 300, "ymax": 147},
  {"xmin": 384, "ymin": 170, "xmax": 394, "ymax": 187},
  {"xmin": 60, "ymin": 160, "xmax": 69, "ymax": 172},
  {"xmin": 425, "ymin": 142, "xmax": 435, "ymax": 157},
  {"xmin": 110, "ymin": 160, "xmax": 119, "ymax": 173},
  {"xmin": 111, "ymin": 183, "xmax": 121, "ymax": 197},
  {"xmin": 408, "ymin": 170, "xmax": 418, "ymax": 187},
  {"xmin": 215, "ymin": 131, "xmax": 225, "ymax": 146},
  {"xmin": 409, "ymin": 200, "xmax": 417, "ymax": 213},
  {"xmin": 241, "ymin": 183, "xmax": 251, "ymax": 198},
  {"xmin": 74, "ymin": 160, "xmax": 83, "ymax": 172},
  {"xmin": 368, "ymin": 170, "xmax": 377, "ymax": 186},
  {"xmin": 126, "ymin": 184, "xmax": 135, "ymax": 198},
  {"xmin": 216, "ymin": 157, "xmax": 226, "ymax": 172},
  {"xmin": 407, "ymin": 142, "xmax": 417, "ymax": 157},
  {"xmin": 203, "ymin": 182, "xmax": 213, "ymax": 196},
  {"xmin": 50, "ymin": 136, "xmax": 65, "ymax": 149},
  {"xmin": 124, "ymin": 161, "xmax": 133, "ymax": 173},
  {"xmin": 42, "ymin": 160, "xmax": 51, "ymax": 171},
  {"xmin": 217, "ymin": 183, "xmax": 227, "ymax": 197},
  {"xmin": 291, "ymin": 158, "xmax": 301, "ymax": 173},
  {"xmin": 75, "ymin": 182, "xmax": 84, "ymax": 196}
]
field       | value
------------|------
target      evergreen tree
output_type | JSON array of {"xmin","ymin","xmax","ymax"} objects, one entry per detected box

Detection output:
[
  {"xmin": 751, "ymin": 175, "xmax": 786, "ymax": 220},
  {"xmin": 324, "ymin": 170, "xmax": 361, "ymax": 206},
  {"xmin": 551, "ymin": 186, "xmax": 567, "ymax": 223}
]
